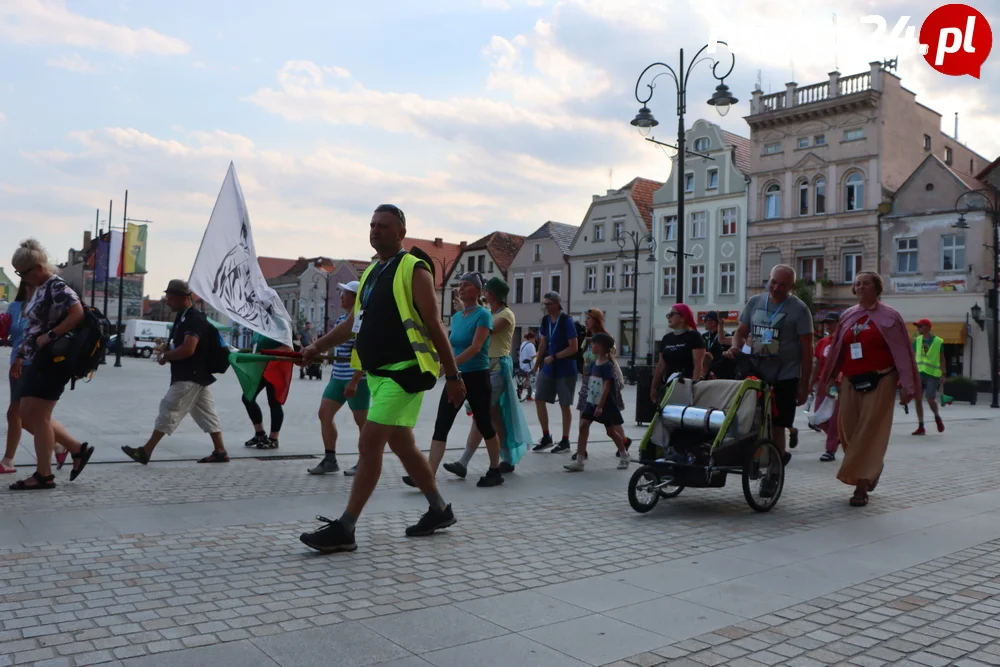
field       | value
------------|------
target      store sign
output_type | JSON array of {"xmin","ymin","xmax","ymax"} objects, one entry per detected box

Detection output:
[
  {"xmin": 892, "ymin": 277, "xmax": 967, "ymax": 293},
  {"xmin": 698, "ymin": 310, "xmax": 740, "ymax": 323}
]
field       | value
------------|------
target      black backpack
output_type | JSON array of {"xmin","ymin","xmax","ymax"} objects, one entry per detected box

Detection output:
[
  {"xmin": 204, "ymin": 326, "xmax": 231, "ymax": 375},
  {"xmin": 49, "ymin": 305, "xmax": 111, "ymax": 390}
]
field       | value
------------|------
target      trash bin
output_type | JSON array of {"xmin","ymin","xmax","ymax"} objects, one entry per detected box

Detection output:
[{"xmin": 634, "ymin": 365, "xmax": 657, "ymax": 425}]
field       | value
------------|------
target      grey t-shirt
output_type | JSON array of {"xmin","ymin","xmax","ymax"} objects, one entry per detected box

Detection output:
[{"xmin": 739, "ymin": 293, "xmax": 813, "ymax": 383}]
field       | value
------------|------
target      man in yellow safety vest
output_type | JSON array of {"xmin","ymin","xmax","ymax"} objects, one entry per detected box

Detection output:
[{"xmin": 912, "ymin": 318, "xmax": 945, "ymax": 435}]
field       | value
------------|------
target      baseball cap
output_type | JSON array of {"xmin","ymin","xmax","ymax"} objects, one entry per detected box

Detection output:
[
  {"xmin": 914, "ymin": 318, "xmax": 933, "ymax": 328},
  {"xmin": 338, "ymin": 281, "xmax": 360, "ymax": 294},
  {"xmin": 703, "ymin": 311, "xmax": 720, "ymax": 322},
  {"xmin": 164, "ymin": 279, "xmax": 192, "ymax": 296},
  {"xmin": 823, "ymin": 312, "xmax": 841, "ymax": 322}
]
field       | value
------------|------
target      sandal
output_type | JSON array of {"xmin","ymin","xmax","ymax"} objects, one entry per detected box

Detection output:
[
  {"xmin": 850, "ymin": 492, "xmax": 869, "ymax": 506},
  {"xmin": 121, "ymin": 445, "xmax": 149, "ymax": 466},
  {"xmin": 55, "ymin": 450, "xmax": 69, "ymax": 469},
  {"xmin": 789, "ymin": 428, "xmax": 798, "ymax": 449},
  {"xmin": 198, "ymin": 450, "xmax": 230, "ymax": 463},
  {"xmin": 69, "ymin": 443, "xmax": 94, "ymax": 482},
  {"xmin": 10, "ymin": 471, "xmax": 56, "ymax": 491}
]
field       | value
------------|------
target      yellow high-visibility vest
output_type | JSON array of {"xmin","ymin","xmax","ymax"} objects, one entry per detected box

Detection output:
[{"xmin": 914, "ymin": 335, "xmax": 944, "ymax": 378}]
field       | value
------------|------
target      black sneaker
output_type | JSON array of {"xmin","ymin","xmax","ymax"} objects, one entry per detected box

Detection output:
[
  {"xmin": 532, "ymin": 434, "xmax": 553, "ymax": 452},
  {"xmin": 819, "ymin": 452, "xmax": 836, "ymax": 462},
  {"xmin": 443, "ymin": 462, "xmax": 467, "ymax": 479},
  {"xmin": 550, "ymin": 439, "xmax": 571, "ymax": 454},
  {"xmin": 782, "ymin": 452, "xmax": 792, "ymax": 467},
  {"xmin": 402, "ymin": 476, "xmax": 416, "ymax": 487},
  {"xmin": 405, "ymin": 504, "xmax": 456, "ymax": 537},
  {"xmin": 257, "ymin": 437, "xmax": 279, "ymax": 450},
  {"xmin": 498, "ymin": 462, "xmax": 515, "ymax": 474},
  {"xmin": 789, "ymin": 428, "xmax": 799, "ymax": 449},
  {"xmin": 308, "ymin": 457, "xmax": 340, "ymax": 475},
  {"xmin": 245, "ymin": 433, "xmax": 266, "ymax": 447},
  {"xmin": 300, "ymin": 516, "xmax": 357, "ymax": 553},
  {"xmin": 476, "ymin": 468, "xmax": 504, "ymax": 488}
]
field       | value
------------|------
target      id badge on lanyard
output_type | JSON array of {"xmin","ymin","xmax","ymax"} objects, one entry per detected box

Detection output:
[{"xmin": 352, "ymin": 313, "xmax": 363, "ymax": 334}]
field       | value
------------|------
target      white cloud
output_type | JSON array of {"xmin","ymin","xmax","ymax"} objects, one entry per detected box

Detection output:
[
  {"xmin": 482, "ymin": 0, "xmax": 511, "ymax": 9},
  {"xmin": 0, "ymin": 0, "xmax": 189, "ymax": 56},
  {"xmin": 45, "ymin": 53, "xmax": 97, "ymax": 73}
]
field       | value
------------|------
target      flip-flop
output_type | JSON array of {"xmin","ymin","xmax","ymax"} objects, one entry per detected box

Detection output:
[
  {"xmin": 69, "ymin": 443, "xmax": 94, "ymax": 482},
  {"xmin": 0, "ymin": 463, "xmax": 16, "ymax": 475}
]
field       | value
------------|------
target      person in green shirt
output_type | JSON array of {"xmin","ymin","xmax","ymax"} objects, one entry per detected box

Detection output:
[
  {"xmin": 912, "ymin": 318, "xmax": 946, "ymax": 435},
  {"xmin": 243, "ymin": 331, "xmax": 292, "ymax": 449}
]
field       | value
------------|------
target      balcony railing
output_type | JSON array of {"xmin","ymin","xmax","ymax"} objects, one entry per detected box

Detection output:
[
  {"xmin": 795, "ymin": 81, "xmax": 829, "ymax": 105},
  {"xmin": 760, "ymin": 93, "xmax": 786, "ymax": 112},
  {"xmin": 751, "ymin": 64, "xmax": 879, "ymax": 116},
  {"xmin": 838, "ymin": 72, "xmax": 871, "ymax": 95}
]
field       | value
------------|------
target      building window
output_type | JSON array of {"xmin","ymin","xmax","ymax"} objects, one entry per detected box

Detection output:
[
  {"xmin": 814, "ymin": 134, "xmax": 826, "ymax": 146},
  {"xmin": 514, "ymin": 277, "xmax": 524, "ymax": 303},
  {"xmin": 800, "ymin": 256, "xmax": 824, "ymax": 282},
  {"xmin": 690, "ymin": 211, "xmax": 707, "ymax": 239},
  {"xmin": 662, "ymin": 266, "xmax": 676, "ymax": 297},
  {"xmin": 815, "ymin": 177, "xmax": 826, "ymax": 214},
  {"xmin": 532, "ymin": 276, "xmax": 542, "ymax": 302},
  {"xmin": 719, "ymin": 262, "xmax": 736, "ymax": 295},
  {"xmin": 550, "ymin": 273, "xmax": 561, "ymax": 294},
  {"xmin": 707, "ymin": 169, "xmax": 719, "ymax": 189},
  {"xmin": 720, "ymin": 207, "xmax": 738, "ymax": 236},
  {"xmin": 480, "ymin": 255, "xmax": 487, "ymax": 272},
  {"xmin": 844, "ymin": 128, "xmax": 864, "ymax": 141},
  {"xmin": 760, "ymin": 249, "xmax": 781, "ymax": 286},
  {"xmin": 586, "ymin": 265, "xmax": 597, "ymax": 291},
  {"xmin": 945, "ymin": 147, "xmax": 953, "ymax": 165},
  {"xmin": 593, "ymin": 223, "xmax": 604, "ymax": 242},
  {"xmin": 604, "ymin": 264, "xmax": 615, "ymax": 290},
  {"xmin": 764, "ymin": 142, "xmax": 781, "ymax": 155},
  {"xmin": 764, "ymin": 184, "xmax": 781, "ymax": 219},
  {"xmin": 690, "ymin": 265, "xmax": 705, "ymax": 296},
  {"xmin": 843, "ymin": 252, "xmax": 862, "ymax": 283},
  {"xmin": 798, "ymin": 181, "xmax": 809, "ymax": 216},
  {"xmin": 663, "ymin": 215, "xmax": 677, "ymax": 241},
  {"xmin": 694, "ymin": 137, "xmax": 710, "ymax": 151},
  {"xmin": 845, "ymin": 172, "xmax": 864, "ymax": 211},
  {"xmin": 533, "ymin": 243, "xmax": 542, "ymax": 261},
  {"xmin": 684, "ymin": 173, "xmax": 695, "ymax": 193},
  {"xmin": 923, "ymin": 134, "xmax": 932, "ymax": 150},
  {"xmin": 488, "ymin": 261, "xmax": 494, "ymax": 273},
  {"xmin": 797, "ymin": 137, "xmax": 809, "ymax": 149},
  {"xmin": 896, "ymin": 238, "xmax": 918, "ymax": 273},
  {"xmin": 623, "ymin": 263, "xmax": 635, "ymax": 289},
  {"xmin": 613, "ymin": 220, "xmax": 624, "ymax": 240},
  {"xmin": 941, "ymin": 234, "xmax": 966, "ymax": 271}
]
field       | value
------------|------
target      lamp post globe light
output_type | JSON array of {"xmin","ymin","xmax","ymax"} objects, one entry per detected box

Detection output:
[
  {"xmin": 953, "ymin": 184, "xmax": 1000, "ymax": 408},
  {"xmin": 630, "ymin": 42, "xmax": 737, "ymax": 304},
  {"xmin": 617, "ymin": 231, "xmax": 657, "ymax": 376}
]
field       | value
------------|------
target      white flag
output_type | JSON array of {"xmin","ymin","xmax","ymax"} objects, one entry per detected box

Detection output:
[
  {"xmin": 188, "ymin": 163, "xmax": 294, "ymax": 347},
  {"xmin": 107, "ymin": 230, "xmax": 123, "ymax": 277}
]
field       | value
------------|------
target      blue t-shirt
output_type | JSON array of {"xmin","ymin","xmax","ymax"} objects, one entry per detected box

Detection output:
[
  {"xmin": 7, "ymin": 301, "xmax": 28, "ymax": 366},
  {"xmin": 540, "ymin": 312, "xmax": 578, "ymax": 378},
  {"xmin": 450, "ymin": 306, "xmax": 493, "ymax": 373}
]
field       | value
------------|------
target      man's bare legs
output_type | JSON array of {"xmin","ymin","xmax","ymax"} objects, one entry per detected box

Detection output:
[
  {"xmin": 559, "ymin": 404, "xmax": 573, "ymax": 441},
  {"xmin": 343, "ymin": 422, "xmax": 394, "ymax": 519}
]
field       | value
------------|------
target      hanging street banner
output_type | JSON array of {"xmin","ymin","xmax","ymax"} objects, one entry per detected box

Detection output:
[
  {"xmin": 125, "ymin": 223, "xmax": 148, "ymax": 274},
  {"xmin": 891, "ymin": 277, "xmax": 968, "ymax": 293},
  {"xmin": 188, "ymin": 162, "xmax": 294, "ymax": 347}
]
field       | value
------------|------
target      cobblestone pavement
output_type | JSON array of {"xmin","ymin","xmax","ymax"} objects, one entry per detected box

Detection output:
[{"xmin": 3, "ymin": 361, "xmax": 1000, "ymax": 665}]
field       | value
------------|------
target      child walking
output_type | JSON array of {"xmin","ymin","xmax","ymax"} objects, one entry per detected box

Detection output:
[{"xmin": 565, "ymin": 332, "xmax": 630, "ymax": 472}]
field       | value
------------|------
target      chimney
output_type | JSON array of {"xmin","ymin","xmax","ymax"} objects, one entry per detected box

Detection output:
[
  {"xmin": 434, "ymin": 237, "xmax": 443, "ymax": 248},
  {"xmin": 459, "ymin": 241, "xmax": 467, "ymax": 250},
  {"xmin": 83, "ymin": 231, "xmax": 92, "ymax": 249},
  {"xmin": 954, "ymin": 112, "xmax": 959, "ymax": 140}
]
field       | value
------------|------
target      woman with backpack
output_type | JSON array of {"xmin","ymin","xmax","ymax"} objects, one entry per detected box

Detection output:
[{"xmin": 8, "ymin": 240, "xmax": 95, "ymax": 490}]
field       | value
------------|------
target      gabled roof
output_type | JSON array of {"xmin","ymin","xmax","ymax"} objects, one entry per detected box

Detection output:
[
  {"xmin": 893, "ymin": 153, "xmax": 983, "ymax": 204},
  {"xmin": 975, "ymin": 156, "xmax": 1000, "ymax": 182},
  {"xmin": 464, "ymin": 231, "xmax": 525, "ymax": 274},
  {"xmin": 402, "ymin": 237, "xmax": 465, "ymax": 288},
  {"xmin": 526, "ymin": 221, "xmax": 579, "ymax": 254},
  {"xmin": 617, "ymin": 177, "xmax": 664, "ymax": 232},
  {"xmin": 348, "ymin": 259, "xmax": 370, "ymax": 273},
  {"xmin": 258, "ymin": 256, "xmax": 298, "ymax": 280},
  {"xmin": 721, "ymin": 130, "xmax": 751, "ymax": 176},
  {"xmin": 272, "ymin": 256, "xmax": 335, "ymax": 282}
]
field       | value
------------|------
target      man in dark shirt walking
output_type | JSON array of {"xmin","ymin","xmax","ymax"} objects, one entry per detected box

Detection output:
[
  {"xmin": 122, "ymin": 280, "xmax": 228, "ymax": 464},
  {"xmin": 299, "ymin": 322, "xmax": 314, "ymax": 379}
]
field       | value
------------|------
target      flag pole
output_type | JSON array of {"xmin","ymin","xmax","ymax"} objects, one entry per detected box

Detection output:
[
  {"xmin": 102, "ymin": 199, "xmax": 113, "ymax": 316},
  {"xmin": 114, "ymin": 190, "xmax": 128, "ymax": 368},
  {"xmin": 91, "ymin": 208, "xmax": 99, "ymax": 308}
]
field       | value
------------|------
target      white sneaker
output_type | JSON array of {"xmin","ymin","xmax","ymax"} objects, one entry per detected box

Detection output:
[
  {"xmin": 564, "ymin": 459, "xmax": 585, "ymax": 472},
  {"xmin": 617, "ymin": 455, "xmax": 630, "ymax": 470}
]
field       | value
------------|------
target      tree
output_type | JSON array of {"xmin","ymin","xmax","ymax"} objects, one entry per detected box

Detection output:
[{"xmin": 792, "ymin": 279, "xmax": 817, "ymax": 315}]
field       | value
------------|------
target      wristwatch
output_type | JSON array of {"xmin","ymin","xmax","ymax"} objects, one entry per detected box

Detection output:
[
  {"xmin": 445, "ymin": 372, "xmax": 463, "ymax": 382},
  {"xmin": 46, "ymin": 329, "xmax": 59, "ymax": 339}
]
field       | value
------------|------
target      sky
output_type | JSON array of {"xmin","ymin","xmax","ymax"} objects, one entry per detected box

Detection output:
[{"xmin": 0, "ymin": 0, "xmax": 997, "ymax": 298}]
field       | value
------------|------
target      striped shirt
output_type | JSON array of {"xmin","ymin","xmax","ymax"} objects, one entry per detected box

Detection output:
[{"xmin": 332, "ymin": 314, "xmax": 358, "ymax": 381}]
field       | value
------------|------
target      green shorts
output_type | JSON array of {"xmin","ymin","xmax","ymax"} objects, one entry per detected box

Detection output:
[
  {"xmin": 366, "ymin": 374, "xmax": 424, "ymax": 428},
  {"xmin": 322, "ymin": 376, "xmax": 371, "ymax": 411}
]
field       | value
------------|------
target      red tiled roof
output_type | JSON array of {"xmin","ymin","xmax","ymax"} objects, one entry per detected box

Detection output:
[
  {"xmin": 402, "ymin": 237, "xmax": 465, "ymax": 288},
  {"xmin": 975, "ymin": 156, "xmax": 1000, "ymax": 181},
  {"xmin": 619, "ymin": 177, "xmax": 664, "ymax": 232},
  {"xmin": 257, "ymin": 256, "xmax": 297, "ymax": 280},
  {"xmin": 348, "ymin": 259, "xmax": 371, "ymax": 274},
  {"xmin": 721, "ymin": 130, "xmax": 751, "ymax": 176},
  {"xmin": 465, "ymin": 231, "xmax": 526, "ymax": 275}
]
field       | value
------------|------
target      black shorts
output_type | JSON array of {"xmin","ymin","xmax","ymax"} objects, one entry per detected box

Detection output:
[
  {"xmin": 771, "ymin": 379, "xmax": 799, "ymax": 428},
  {"xmin": 19, "ymin": 361, "xmax": 71, "ymax": 402}
]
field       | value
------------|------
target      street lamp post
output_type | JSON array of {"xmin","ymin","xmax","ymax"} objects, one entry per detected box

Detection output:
[
  {"xmin": 312, "ymin": 273, "xmax": 331, "ymax": 332},
  {"xmin": 114, "ymin": 190, "xmax": 153, "ymax": 368},
  {"xmin": 630, "ymin": 42, "xmax": 738, "ymax": 303},
  {"xmin": 954, "ymin": 184, "xmax": 1000, "ymax": 408},
  {"xmin": 617, "ymin": 231, "xmax": 658, "ymax": 375}
]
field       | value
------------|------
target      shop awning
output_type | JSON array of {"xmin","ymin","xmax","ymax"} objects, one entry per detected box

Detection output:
[{"xmin": 905, "ymin": 322, "xmax": 968, "ymax": 344}]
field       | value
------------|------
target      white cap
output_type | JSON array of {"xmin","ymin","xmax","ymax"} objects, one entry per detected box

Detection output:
[{"xmin": 338, "ymin": 281, "xmax": 360, "ymax": 294}]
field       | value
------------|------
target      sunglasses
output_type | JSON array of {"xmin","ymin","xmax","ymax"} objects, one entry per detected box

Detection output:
[
  {"xmin": 374, "ymin": 204, "xmax": 406, "ymax": 225},
  {"xmin": 667, "ymin": 311, "xmax": 680, "ymax": 317},
  {"xmin": 14, "ymin": 265, "xmax": 37, "ymax": 278}
]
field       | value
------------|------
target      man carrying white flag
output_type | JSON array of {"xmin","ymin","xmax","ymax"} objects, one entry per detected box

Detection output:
[{"xmin": 189, "ymin": 162, "xmax": 294, "ymax": 347}]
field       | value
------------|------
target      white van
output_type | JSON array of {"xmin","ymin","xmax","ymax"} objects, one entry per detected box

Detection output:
[{"xmin": 122, "ymin": 319, "xmax": 171, "ymax": 358}]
